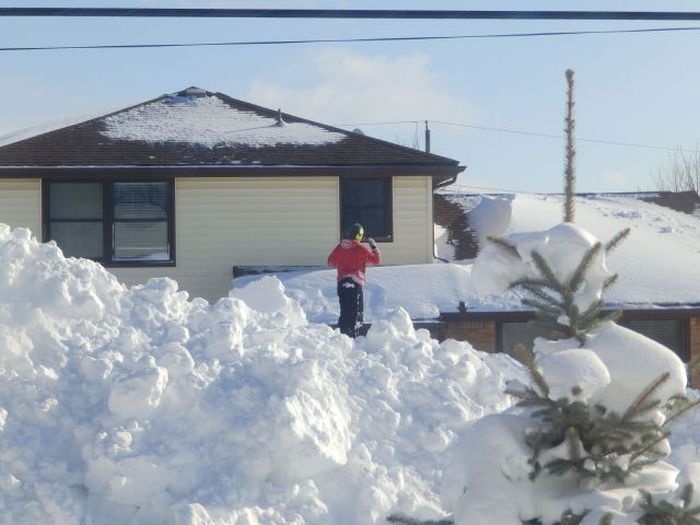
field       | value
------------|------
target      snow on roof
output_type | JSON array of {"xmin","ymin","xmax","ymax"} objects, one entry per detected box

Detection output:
[
  {"xmin": 101, "ymin": 94, "xmax": 347, "ymax": 148},
  {"xmin": 239, "ymin": 192, "xmax": 700, "ymax": 322},
  {"xmin": 497, "ymin": 193, "xmax": 700, "ymax": 307}
]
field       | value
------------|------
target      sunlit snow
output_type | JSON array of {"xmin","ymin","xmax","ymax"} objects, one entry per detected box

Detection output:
[{"xmin": 102, "ymin": 95, "xmax": 347, "ymax": 148}]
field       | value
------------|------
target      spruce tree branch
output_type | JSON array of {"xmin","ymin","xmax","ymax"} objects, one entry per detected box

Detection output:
[
  {"xmin": 486, "ymin": 235, "xmax": 521, "ymax": 259},
  {"xmin": 663, "ymin": 398, "xmax": 700, "ymax": 428},
  {"xmin": 530, "ymin": 250, "xmax": 565, "ymax": 294},
  {"xmin": 569, "ymin": 242, "xmax": 602, "ymax": 292},
  {"xmin": 602, "ymin": 274, "xmax": 619, "ymax": 290},
  {"xmin": 629, "ymin": 431, "xmax": 671, "ymax": 463},
  {"xmin": 623, "ymin": 372, "xmax": 670, "ymax": 422},
  {"xmin": 514, "ymin": 343, "xmax": 550, "ymax": 397},
  {"xmin": 605, "ymin": 228, "xmax": 631, "ymax": 254},
  {"xmin": 522, "ymin": 298, "xmax": 564, "ymax": 317},
  {"xmin": 514, "ymin": 282, "xmax": 565, "ymax": 309}
]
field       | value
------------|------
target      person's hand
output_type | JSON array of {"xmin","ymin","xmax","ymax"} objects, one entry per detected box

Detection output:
[{"xmin": 368, "ymin": 238, "xmax": 378, "ymax": 251}]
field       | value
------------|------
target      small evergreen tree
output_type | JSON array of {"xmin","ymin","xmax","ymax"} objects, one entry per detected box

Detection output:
[{"xmin": 493, "ymin": 230, "xmax": 629, "ymax": 346}]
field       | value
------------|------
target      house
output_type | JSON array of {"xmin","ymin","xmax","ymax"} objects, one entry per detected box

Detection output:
[
  {"xmin": 0, "ymin": 87, "xmax": 464, "ymax": 301},
  {"xmin": 433, "ymin": 190, "xmax": 700, "ymax": 370}
]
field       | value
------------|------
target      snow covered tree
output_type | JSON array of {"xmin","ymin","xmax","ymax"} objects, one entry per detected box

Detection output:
[{"xmin": 397, "ymin": 69, "xmax": 700, "ymax": 525}]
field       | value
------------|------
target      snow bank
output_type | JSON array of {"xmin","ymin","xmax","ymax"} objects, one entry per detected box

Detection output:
[
  {"xmin": 464, "ymin": 193, "xmax": 700, "ymax": 307},
  {"xmin": 235, "ymin": 263, "xmax": 474, "ymax": 324},
  {"xmin": 0, "ymin": 225, "xmax": 523, "ymax": 525}
]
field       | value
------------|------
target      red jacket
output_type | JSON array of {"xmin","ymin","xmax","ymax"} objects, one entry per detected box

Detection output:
[{"xmin": 327, "ymin": 239, "xmax": 381, "ymax": 286}]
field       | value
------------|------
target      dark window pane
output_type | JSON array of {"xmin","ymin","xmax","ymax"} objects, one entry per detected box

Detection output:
[
  {"xmin": 49, "ymin": 183, "xmax": 102, "ymax": 220},
  {"xmin": 114, "ymin": 221, "xmax": 169, "ymax": 261},
  {"xmin": 622, "ymin": 319, "xmax": 688, "ymax": 361},
  {"xmin": 500, "ymin": 321, "xmax": 544, "ymax": 356},
  {"xmin": 343, "ymin": 179, "xmax": 387, "ymax": 207},
  {"xmin": 341, "ymin": 178, "xmax": 391, "ymax": 238},
  {"xmin": 114, "ymin": 182, "xmax": 168, "ymax": 219},
  {"xmin": 50, "ymin": 222, "xmax": 104, "ymax": 258},
  {"xmin": 345, "ymin": 207, "xmax": 388, "ymax": 238}
]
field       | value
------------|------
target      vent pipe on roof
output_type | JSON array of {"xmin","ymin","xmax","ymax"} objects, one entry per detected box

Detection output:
[
  {"xmin": 183, "ymin": 87, "xmax": 207, "ymax": 98},
  {"xmin": 276, "ymin": 108, "xmax": 287, "ymax": 127}
]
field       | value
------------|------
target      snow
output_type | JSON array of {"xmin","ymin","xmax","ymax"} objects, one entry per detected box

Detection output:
[
  {"xmin": 442, "ymin": 207, "xmax": 695, "ymax": 524},
  {"xmin": 236, "ymin": 193, "xmax": 700, "ymax": 326},
  {"xmin": 0, "ymin": 224, "xmax": 523, "ymax": 525},
  {"xmin": 467, "ymin": 193, "xmax": 700, "ymax": 307},
  {"xmin": 102, "ymin": 94, "xmax": 347, "ymax": 148},
  {"xmin": 235, "ymin": 264, "xmax": 473, "ymax": 324},
  {"xmin": 1, "ymin": 189, "xmax": 699, "ymax": 524}
]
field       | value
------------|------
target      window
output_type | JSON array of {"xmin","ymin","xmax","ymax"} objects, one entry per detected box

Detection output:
[
  {"xmin": 621, "ymin": 319, "xmax": 689, "ymax": 361},
  {"xmin": 45, "ymin": 180, "xmax": 174, "ymax": 266},
  {"xmin": 499, "ymin": 321, "xmax": 543, "ymax": 357},
  {"xmin": 499, "ymin": 317, "xmax": 689, "ymax": 361},
  {"xmin": 340, "ymin": 178, "xmax": 392, "ymax": 241}
]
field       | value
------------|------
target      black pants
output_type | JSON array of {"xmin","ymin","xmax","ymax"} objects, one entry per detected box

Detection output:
[{"xmin": 337, "ymin": 277, "xmax": 363, "ymax": 338}]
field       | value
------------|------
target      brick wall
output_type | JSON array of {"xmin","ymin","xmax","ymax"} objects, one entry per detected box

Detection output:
[
  {"xmin": 445, "ymin": 320, "xmax": 497, "ymax": 353},
  {"xmin": 690, "ymin": 317, "xmax": 700, "ymax": 388}
]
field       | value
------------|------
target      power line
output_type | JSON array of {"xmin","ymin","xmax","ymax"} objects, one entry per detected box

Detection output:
[
  {"xmin": 339, "ymin": 119, "xmax": 700, "ymax": 154},
  {"xmin": 3, "ymin": 26, "xmax": 700, "ymax": 53},
  {"xmin": 3, "ymin": 8, "xmax": 700, "ymax": 21}
]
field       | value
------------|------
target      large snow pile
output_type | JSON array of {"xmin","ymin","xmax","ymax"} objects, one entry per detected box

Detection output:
[
  {"xmin": 0, "ymin": 224, "xmax": 523, "ymax": 525},
  {"xmin": 443, "ymin": 220, "xmax": 696, "ymax": 525}
]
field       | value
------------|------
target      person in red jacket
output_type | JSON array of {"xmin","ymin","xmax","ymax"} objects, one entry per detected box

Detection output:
[{"xmin": 327, "ymin": 223, "xmax": 381, "ymax": 337}]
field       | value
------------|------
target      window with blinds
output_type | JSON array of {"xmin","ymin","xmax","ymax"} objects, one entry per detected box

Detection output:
[{"xmin": 45, "ymin": 180, "xmax": 173, "ymax": 266}]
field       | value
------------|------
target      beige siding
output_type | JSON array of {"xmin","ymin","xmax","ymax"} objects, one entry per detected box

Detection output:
[
  {"xmin": 112, "ymin": 175, "xmax": 434, "ymax": 302},
  {"xmin": 112, "ymin": 177, "xmax": 339, "ymax": 301},
  {"xmin": 380, "ymin": 176, "xmax": 433, "ymax": 265},
  {"xmin": 0, "ymin": 179, "xmax": 42, "ymax": 238}
]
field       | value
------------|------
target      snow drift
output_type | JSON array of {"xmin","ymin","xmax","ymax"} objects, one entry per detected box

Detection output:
[{"xmin": 0, "ymin": 224, "xmax": 523, "ymax": 525}]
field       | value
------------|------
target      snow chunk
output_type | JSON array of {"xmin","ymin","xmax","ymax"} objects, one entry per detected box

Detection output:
[
  {"xmin": 468, "ymin": 194, "xmax": 513, "ymax": 248},
  {"xmin": 585, "ymin": 322, "xmax": 687, "ymax": 414},
  {"xmin": 537, "ymin": 348, "xmax": 611, "ymax": 402}
]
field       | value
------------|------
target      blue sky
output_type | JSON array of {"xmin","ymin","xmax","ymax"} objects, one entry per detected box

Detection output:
[{"xmin": 2, "ymin": 0, "xmax": 700, "ymax": 192}]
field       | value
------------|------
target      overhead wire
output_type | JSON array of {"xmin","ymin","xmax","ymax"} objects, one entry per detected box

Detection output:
[
  {"xmin": 3, "ymin": 7, "xmax": 700, "ymax": 21},
  {"xmin": 2, "ymin": 26, "xmax": 700, "ymax": 52},
  {"xmin": 335, "ymin": 119, "xmax": 700, "ymax": 155}
]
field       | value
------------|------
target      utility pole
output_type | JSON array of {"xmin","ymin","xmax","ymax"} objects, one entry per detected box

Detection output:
[{"xmin": 424, "ymin": 121, "xmax": 431, "ymax": 153}]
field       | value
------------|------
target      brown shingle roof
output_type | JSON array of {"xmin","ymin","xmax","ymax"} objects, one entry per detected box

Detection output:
[{"xmin": 0, "ymin": 87, "xmax": 463, "ymax": 175}]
